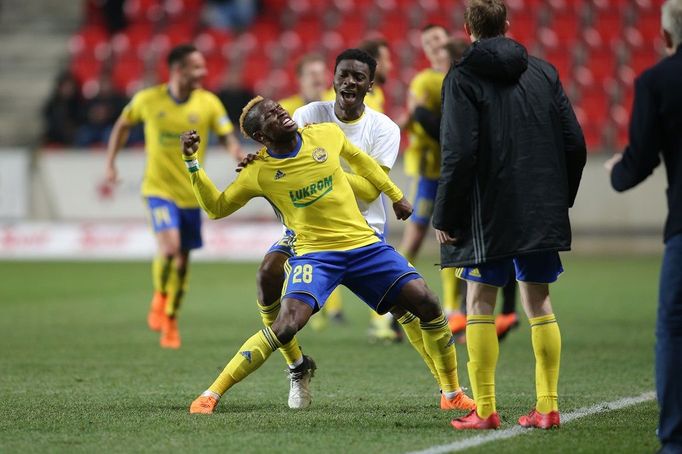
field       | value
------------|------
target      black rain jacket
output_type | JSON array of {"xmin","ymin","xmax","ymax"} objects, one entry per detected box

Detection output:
[{"xmin": 433, "ymin": 37, "xmax": 586, "ymax": 267}]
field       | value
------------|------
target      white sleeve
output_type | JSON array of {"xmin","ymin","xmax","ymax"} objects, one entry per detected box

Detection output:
[
  {"xmin": 292, "ymin": 105, "xmax": 309, "ymax": 128},
  {"xmin": 371, "ymin": 117, "xmax": 401, "ymax": 169}
]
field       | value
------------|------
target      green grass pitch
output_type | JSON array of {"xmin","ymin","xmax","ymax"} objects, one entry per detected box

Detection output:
[{"xmin": 0, "ymin": 256, "xmax": 661, "ymax": 453}]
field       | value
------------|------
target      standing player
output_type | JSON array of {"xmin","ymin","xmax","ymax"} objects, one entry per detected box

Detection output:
[
  {"xmin": 278, "ymin": 53, "xmax": 330, "ymax": 116},
  {"xmin": 435, "ymin": 0, "xmax": 585, "ymax": 430},
  {"xmin": 182, "ymin": 97, "xmax": 474, "ymax": 414},
  {"xmin": 104, "ymin": 44, "xmax": 242, "ymax": 349}
]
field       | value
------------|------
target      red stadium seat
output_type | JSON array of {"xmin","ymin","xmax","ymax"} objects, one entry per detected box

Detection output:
[
  {"xmin": 124, "ymin": 0, "xmax": 163, "ymax": 24},
  {"xmin": 544, "ymin": 48, "xmax": 573, "ymax": 81},
  {"xmin": 111, "ymin": 56, "xmax": 145, "ymax": 94},
  {"xmin": 70, "ymin": 55, "xmax": 105, "ymax": 86}
]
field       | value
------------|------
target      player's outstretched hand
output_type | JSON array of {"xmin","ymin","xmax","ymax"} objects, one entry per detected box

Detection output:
[
  {"xmin": 392, "ymin": 197, "xmax": 413, "ymax": 220},
  {"xmin": 180, "ymin": 130, "xmax": 201, "ymax": 156},
  {"xmin": 236, "ymin": 153, "xmax": 260, "ymax": 172}
]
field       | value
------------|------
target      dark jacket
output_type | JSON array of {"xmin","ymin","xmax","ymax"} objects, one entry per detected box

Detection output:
[
  {"xmin": 611, "ymin": 46, "xmax": 682, "ymax": 242},
  {"xmin": 433, "ymin": 37, "xmax": 586, "ymax": 267}
]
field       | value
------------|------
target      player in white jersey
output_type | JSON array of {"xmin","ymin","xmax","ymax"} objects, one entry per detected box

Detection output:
[{"xmin": 247, "ymin": 49, "xmax": 468, "ymax": 412}]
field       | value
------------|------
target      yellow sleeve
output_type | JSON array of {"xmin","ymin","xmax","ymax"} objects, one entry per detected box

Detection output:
[
  {"xmin": 185, "ymin": 154, "xmax": 260, "ymax": 219},
  {"xmin": 121, "ymin": 91, "xmax": 145, "ymax": 124},
  {"xmin": 210, "ymin": 94, "xmax": 234, "ymax": 136},
  {"xmin": 345, "ymin": 167, "xmax": 390, "ymax": 202},
  {"xmin": 339, "ymin": 136, "xmax": 403, "ymax": 202}
]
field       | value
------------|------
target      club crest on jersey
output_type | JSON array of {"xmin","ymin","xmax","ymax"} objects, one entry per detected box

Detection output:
[
  {"xmin": 274, "ymin": 169, "xmax": 286, "ymax": 180},
  {"xmin": 188, "ymin": 113, "xmax": 199, "ymax": 124},
  {"xmin": 312, "ymin": 147, "xmax": 328, "ymax": 163}
]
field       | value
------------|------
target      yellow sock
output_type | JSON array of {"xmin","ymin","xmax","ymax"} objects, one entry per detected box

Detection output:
[
  {"xmin": 420, "ymin": 314, "xmax": 460, "ymax": 393},
  {"xmin": 441, "ymin": 268, "xmax": 461, "ymax": 313},
  {"xmin": 152, "ymin": 256, "xmax": 172, "ymax": 294},
  {"xmin": 165, "ymin": 266, "xmax": 188, "ymax": 318},
  {"xmin": 466, "ymin": 315, "xmax": 498, "ymax": 418},
  {"xmin": 258, "ymin": 300, "xmax": 303, "ymax": 367},
  {"xmin": 530, "ymin": 314, "xmax": 561, "ymax": 413},
  {"xmin": 208, "ymin": 327, "xmax": 282, "ymax": 395},
  {"xmin": 398, "ymin": 313, "xmax": 441, "ymax": 388},
  {"xmin": 324, "ymin": 288, "xmax": 343, "ymax": 315}
]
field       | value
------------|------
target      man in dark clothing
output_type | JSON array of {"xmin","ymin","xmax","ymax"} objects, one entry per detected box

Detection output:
[
  {"xmin": 432, "ymin": 0, "xmax": 586, "ymax": 430},
  {"xmin": 606, "ymin": 1, "xmax": 682, "ymax": 451}
]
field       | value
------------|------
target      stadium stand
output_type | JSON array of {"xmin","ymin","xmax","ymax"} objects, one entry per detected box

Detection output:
[{"xmin": 58, "ymin": 0, "xmax": 666, "ymax": 150}]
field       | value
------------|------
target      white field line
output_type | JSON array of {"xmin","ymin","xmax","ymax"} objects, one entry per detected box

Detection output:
[{"xmin": 405, "ymin": 391, "xmax": 656, "ymax": 454}]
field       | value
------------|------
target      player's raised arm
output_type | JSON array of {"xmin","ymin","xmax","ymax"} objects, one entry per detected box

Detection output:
[{"xmin": 181, "ymin": 130, "xmax": 259, "ymax": 219}]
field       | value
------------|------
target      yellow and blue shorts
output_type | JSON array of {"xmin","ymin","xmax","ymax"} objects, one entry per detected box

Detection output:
[
  {"xmin": 147, "ymin": 197, "xmax": 202, "ymax": 250},
  {"xmin": 410, "ymin": 176, "xmax": 439, "ymax": 226},
  {"xmin": 282, "ymin": 241, "xmax": 421, "ymax": 314},
  {"xmin": 456, "ymin": 251, "xmax": 564, "ymax": 288}
]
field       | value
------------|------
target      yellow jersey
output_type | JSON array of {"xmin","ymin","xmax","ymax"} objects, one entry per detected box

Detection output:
[
  {"xmin": 278, "ymin": 94, "xmax": 306, "ymax": 116},
  {"xmin": 405, "ymin": 68, "xmax": 445, "ymax": 179},
  {"xmin": 122, "ymin": 84, "xmax": 234, "ymax": 207},
  {"xmin": 188, "ymin": 123, "xmax": 404, "ymax": 255},
  {"xmin": 322, "ymin": 86, "xmax": 385, "ymax": 113}
]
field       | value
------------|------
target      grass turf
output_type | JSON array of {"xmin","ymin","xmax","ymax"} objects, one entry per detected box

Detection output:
[{"xmin": 0, "ymin": 256, "xmax": 661, "ymax": 453}]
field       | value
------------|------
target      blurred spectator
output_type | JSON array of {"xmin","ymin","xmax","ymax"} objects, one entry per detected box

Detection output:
[
  {"xmin": 278, "ymin": 53, "xmax": 329, "ymax": 115},
  {"xmin": 75, "ymin": 74, "xmax": 129, "ymax": 147},
  {"xmin": 42, "ymin": 72, "xmax": 82, "ymax": 145},
  {"xmin": 89, "ymin": 0, "xmax": 127, "ymax": 34},
  {"xmin": 203, "ymin": 0, "xmax": 260, "ymax": 32},
  {"xmin": 217, "ymin": 68, "xmax": 255, "ymax": 132}
]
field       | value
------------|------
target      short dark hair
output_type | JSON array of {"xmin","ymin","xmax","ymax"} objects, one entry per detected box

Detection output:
[
  {"xmin": 167, "ymin": 44, "xmax": 198, "ymax": 68},
  {"xmin": 295, "ymin": 53, "xmax": 325, "ymax": 77},
  {"xmin": 464, "ymin": 0, "xmax": 507, "ymax": 39},
  {"xmin": 358, "ymin": 38, "xmax": 389, "ymax": 60},
  {"xmin": 444, "ymin": 38, "xmax": 471, "ymax": 64},
  {"xmin": 239, "ymin": 96, "xmax": 265, "ymax": 139},
  {"xmin": 334, "ymin": 48, "xmax": 377, "ymax": 82}
]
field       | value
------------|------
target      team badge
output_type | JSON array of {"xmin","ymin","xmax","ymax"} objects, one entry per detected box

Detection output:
[
  {"xmin": 312, "ymin": 147, "xmax": 328, "ymax": 163},
  {"xmin": 188, "ymin": 113, "xmax": 199, "ymax": 124},
  {"xmin": 274, "ymin": 169, "xmax": 286, "ymax": 180}
]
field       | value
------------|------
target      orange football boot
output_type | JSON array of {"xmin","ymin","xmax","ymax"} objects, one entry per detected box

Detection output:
[
  {"xmin": 518, "ymin": 408, "xmax": 560, "ymax": 429},
  {"xmin": 160, "ymin": 315, "xmax": 181, "ymax": 349},
  {"xmin": 147, "ymin": 291, "xmax": 167, "ymax": 332},
  {"xmin": 440, "ymin": 391, "xmax": 476, "ymax": 411},
  {"xmin": 447, "ymin": 312, "xmax": 467, "ymax": 335},
  {"xmin": 451, "ymin": 410, "xmax": 501, "ymax": 430},
  {"xmin": 190, "ymin": 395, "xmax": 219, "ymax": 414},
  {"xmin": 495, "ymin": 312, "xmax": 519, "ymax": 340}
]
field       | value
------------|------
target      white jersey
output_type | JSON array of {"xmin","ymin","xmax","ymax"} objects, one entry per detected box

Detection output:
[{"xmin": 293, "ymin": 101, "xmax": 400, "ymax": 235}]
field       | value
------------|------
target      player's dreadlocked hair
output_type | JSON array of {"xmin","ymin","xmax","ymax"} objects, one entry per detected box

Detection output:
[{"xmin": 239, "ymin": 95, "xmax": 264, "ymax": 139}]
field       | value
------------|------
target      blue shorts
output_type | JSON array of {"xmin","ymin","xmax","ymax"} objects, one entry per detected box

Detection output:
[
  {"xmin": 267, "ymin": 229, "xmax": 295, "ymax": 257},
  {"xmin": 410, "ymin": 177, "xmax": 438, "ymax": 226},
  {"xmin": 147, "ymin": 197, "xmax": 203, "ymax": 250},
  {"xmin": 282, "ymin": 241, "xmax": 421, "ymax": 314},
  {"xmin": 455, "ymin": 251, "xmax": 564, "ymax": 288}
]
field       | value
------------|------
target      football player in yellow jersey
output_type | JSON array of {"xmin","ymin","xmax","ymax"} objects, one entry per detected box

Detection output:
[
  {"xmin": 397, "ymin": 25, "xmax": 468, "ymax": 335},
  {"xmin": 104, "ymin": 44, "xmax": 242, "ymax": 349},
  {"xmin": 278, "ymin": 53, "xmax": 330, "ymax": 116},
  {"xmin": 184, "ymin": 97, "xmax": 474, "ymax": 414}
]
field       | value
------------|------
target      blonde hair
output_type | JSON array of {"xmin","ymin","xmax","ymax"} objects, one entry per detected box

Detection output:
[{"xmin": 239, "ymin": 95, "xmax": 264, "ymax": 139}]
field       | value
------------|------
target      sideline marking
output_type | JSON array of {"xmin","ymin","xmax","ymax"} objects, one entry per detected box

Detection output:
[{"xmin": 406, "ymin": 391, "xmax": 656, "ymax": 454}]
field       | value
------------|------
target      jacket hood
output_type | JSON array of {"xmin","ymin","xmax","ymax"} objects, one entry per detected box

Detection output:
[{"xmin": 459, "ymin": 37, "xmax": 528, "ymax": 82}]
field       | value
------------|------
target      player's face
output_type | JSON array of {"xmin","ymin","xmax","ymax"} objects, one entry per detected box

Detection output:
[
  {"xmin": 374, "ymin": 45, "xmax": 393, "ymax": 85},
  {"xmin": 333, "ymin": 59, "xmax": 372, "ymax": 111},
  {"xmin": 421, "ymin": 27, "xmax": 449, "ymax": 63},
  {"xmin": 299, "ymin": 60, "xmax": 329, "ymax": 99},
  {"xmin": 256, "ymin": 100, "xmax": 298, "ymax": 142},
  {"xmin": 177, "ymin": 51, "xmax": 207, "ymax": 90}
]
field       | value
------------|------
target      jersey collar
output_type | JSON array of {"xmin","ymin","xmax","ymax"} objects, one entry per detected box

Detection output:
[
  {"xmin": 167, "ymin": 86, "xmax": 191, "ymax": 104},
  {"xmin": 266, "ymin": 132, "xmax": 302, "ymax": 159}
]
